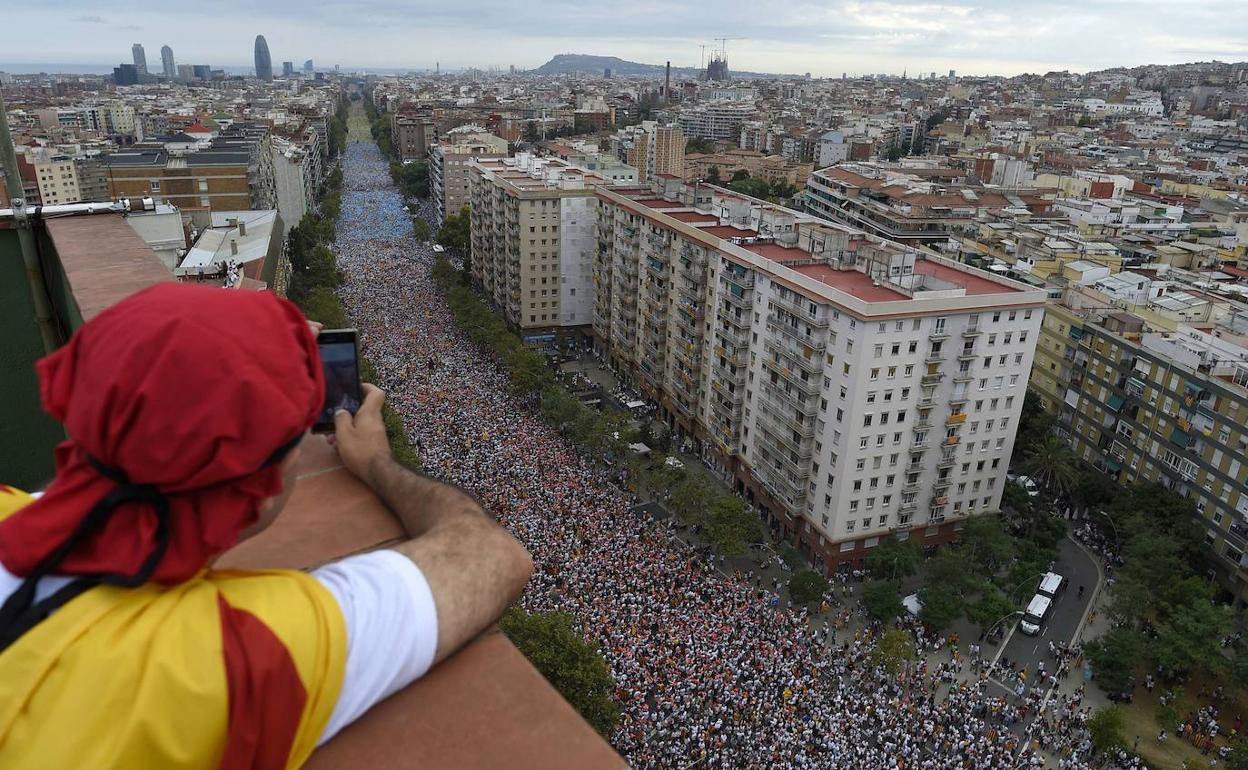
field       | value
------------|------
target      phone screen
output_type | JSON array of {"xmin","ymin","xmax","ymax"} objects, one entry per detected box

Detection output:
[{"xmin": 315, "ymin": 333, "xmax": 361, "ymax": 432}]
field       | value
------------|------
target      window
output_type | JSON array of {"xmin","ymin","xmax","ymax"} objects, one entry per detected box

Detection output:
[
  {"xmin": 874, "ymin": 344, "xmax": 884, "ymax": 358},
  {"xmin": 870, "ymin": 368, "xmax": 879, "ymax": 381},
  {"xmin": 887, "ymin": 366, "xmax": 897, "ymax": 378},
  {"xmin": 846, "ymin": 519, "xmax": 856, "ymax": 532},
  {"xmin": 867, "ymin": 391, "xmax": 877, "ymax": 403},
  {"xmin": 863, "ymin": 414, "xmax": 873, "ymax": 427},
  {"xmin": 149, "ymin": 180, "xmax": 161, "ymax": 192}
]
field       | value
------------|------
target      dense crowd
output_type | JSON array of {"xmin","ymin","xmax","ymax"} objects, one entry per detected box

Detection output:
[{"xmin": 330, "ymin": 137, "xmax": 1150, "ymax": 769}]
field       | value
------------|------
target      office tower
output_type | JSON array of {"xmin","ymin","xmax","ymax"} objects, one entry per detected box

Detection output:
[
  {"xmin": 949, "ymin": 70, "xmax": 957, "ymax": 79},
  {"xmin": 131, "ymin": 44, "xmax": 147, "ymax": 76},
  {"xmin": 114, "ymin": 64, "xmax": 139, "ymax": 86},
  {"xmin": 254, "ymin": 35, "xmax": 273, "ymax": 81},
  {"xmin": 160, "ymin": 46, "xmax": 175, "ymax": 79},
  {"xmin": 282, "ymin": 61, "xmax": 294, "ymax": 77},
  {"xmin": 303, "ymin": 59, "xmax": 314, "ymax": 73}
]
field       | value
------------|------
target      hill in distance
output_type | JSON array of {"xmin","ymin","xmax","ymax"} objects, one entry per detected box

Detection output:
[{"xmin": 532, "ymin": 53, "xmax": 788, "ymax": 80}]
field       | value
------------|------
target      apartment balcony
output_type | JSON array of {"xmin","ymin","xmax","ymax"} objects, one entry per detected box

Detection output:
[
  {"xmin": 902, "ymin": 482, "xmax": 922, "ymax": 495},
  {"xmin": 962, "ymin": 324, "xmax": 982, "ymax": 337},
  {"xmin": 762, "ymin": 382, "xmax": 819, "ymax": 417},
  {"xmin": 760, "ymin": 399, "xmax": 816, "ymax": 440},
  {"xmin": 928, "ymin": 327, "xmax": 950, "ymax": 341},
  {"xmin": 771, "ymin": 296, "xmax": 829, "ymax": 327},
  {"xmin": 930, "ymin": 494, "xmax": 949, "ymax": 508},
  {"xmin": 714, "ymin": 344, "xmax": 745, "ymax": 367},
  {"xmin": 952, "ymin": 371, "xmax": 974, "ymax": 383},
  {"xmin": 920, "ymin": 373, "xmax": 944, "ymax": 387},
  {"xmin": 944, "ymin": 435, "xmax": 960, "ymax": 446},
  {"xmin": 722, "ymin": 269, "xmax": 755, "ymax": 289},
  {"xmin": 765, "ymin": 315, "xmax": 826, "ymax": 352},
  {"xmin": 913, "ymin": 418, "xmax": 933, "ymax": 431},
  {"xmin": 937, "ymin": 452, "xmax": 957, "ymax": 469},
  {"xmin": 764, "ymin": 338, "xmax": 823, "ymax": 375},
  {"xmin": 762, "ymin": 357, "xmax": 820, "ymax": 397},
  {"xmin": 946, "ymin": 413, "xmax": 967, "ymax": 425},
  {"xmin": 904, "ymin": 461, "xmax": 924, "ymax": 475},
  {"xmin": 924, "ymin": 352, "xmax": 946, "ymax": 366},
  {"xmin": 932, "ymin": 477, "xmax": 952, "ymax": 489},
  {"xmin": 948, "ymin": 392, "xmax": 969, "ymax": 405},
  {"xmin": 675, "ymin": 280, "xmax": 703, "ymax": 301},
  {"xmin": 917, "ymin": 393, "xmax": 936, "ymax": 409},
  {"xmin": 721, "ymin": 289, "xmax": 752, "ymax": 311},
  {"xmin": 957, "ymin": 348, "xmax": 977, "ymax": 361},
  {"xmin": 898, "ymin": 500, "xmax": 918, "ymax": 513}
]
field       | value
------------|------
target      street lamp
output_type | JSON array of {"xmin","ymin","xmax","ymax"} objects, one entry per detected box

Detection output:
[{"xmin": 1098, "ymin": 510, "xmax": 1120, "ymax": 546}]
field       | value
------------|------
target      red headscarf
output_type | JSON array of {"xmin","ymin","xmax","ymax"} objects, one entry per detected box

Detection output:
[{"xmin": 0, "ymin": 283, "xmax": 325, "ymax": 583}]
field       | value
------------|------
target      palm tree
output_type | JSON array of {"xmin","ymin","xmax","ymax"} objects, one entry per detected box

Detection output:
[{"xmin": 1022, "ymin": 436, "xmax": 1078, "ymax": 494}]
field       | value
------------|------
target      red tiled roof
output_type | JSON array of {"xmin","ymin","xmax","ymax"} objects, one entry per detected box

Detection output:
[
  {"xmin": 740, "ymin": 242, "xmax": 806, "ymax": 262},
  {"xmin": 666, "ymin": 211, "xmax": 718, "ymax": 224},
  {"xmin": 702, "ymin": 225, "xmax": 759, "ymax": 239},
  {"xmin": 631, "ymin": 198, "xmax": 683, "ymax": 208},
  {"xmin": 914, "ymin": 260, "xmax": 1020, "ymax": 295},
  {"xmin": 790, "ymin": 264, "xmax": 909, "ymax": 301}
]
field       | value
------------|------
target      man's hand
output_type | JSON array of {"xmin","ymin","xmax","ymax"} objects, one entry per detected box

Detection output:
[{"xmin": 333, "ymin": 383, "xmax": 391, "ymax": 486}]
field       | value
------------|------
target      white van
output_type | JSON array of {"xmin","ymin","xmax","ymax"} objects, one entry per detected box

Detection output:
[
  {"xmin": 1019, "ymin": 594, "xmax": 1052, "ymax": 635},
  {"xmin": 1038, "ymin": 572, "xmax": 1065, "ymax": 599},
  {"xmin": 1015, "ymin": 475, "xmax": 1040, "ymax": 498}
]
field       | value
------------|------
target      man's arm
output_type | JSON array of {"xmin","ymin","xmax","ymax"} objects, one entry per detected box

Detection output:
[{"xmin": 334, "ymin": 384, "xmax": 533, "ymax": 664}]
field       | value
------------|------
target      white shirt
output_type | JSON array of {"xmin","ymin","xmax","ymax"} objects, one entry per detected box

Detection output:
[{"xmin": 0, "ymin": 548, "xmax": 439, "ymax": 746}]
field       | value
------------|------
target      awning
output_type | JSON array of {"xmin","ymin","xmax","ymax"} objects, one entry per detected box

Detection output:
[
  {"xmin": 1106, "ymin": 394, "xmax": 1125, "ymax": 412},
  {"xmin": 1105, "ymin": 457, "xmax": 1122, "ymax": 472},
  {"xmin": 1169, "ymin": 427, "xmax": 1190, "ymax": 448},
  {"xmin": 1069, "ymin": 327, "xmax": 1085, "ymax": 340}
]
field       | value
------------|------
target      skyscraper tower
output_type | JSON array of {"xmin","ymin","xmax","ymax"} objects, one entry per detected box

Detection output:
[
  {"xmin": 160, "ymin": 46, "xmax": 176, "ymax": 79},
  {"xmin": 132, "ymin": 43, "xmax": 147, "ymax": 76},
  {"xmin": 254, "ymin": 35, "xmax": 273, "ymax": 81},
  {"xmin": 303, "ymin": 59, "xmax": 313, "ymax": 74}
]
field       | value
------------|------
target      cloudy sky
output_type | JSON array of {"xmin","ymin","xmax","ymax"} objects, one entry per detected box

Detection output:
[{"xmin": 6, "ymin": 0, "xmax": 1246, "ymax": 76}]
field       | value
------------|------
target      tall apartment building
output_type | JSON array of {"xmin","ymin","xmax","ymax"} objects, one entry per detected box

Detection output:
[
  {"xmin": 677, "ymin": 103, "xmax": 755, "ymax": 141},
  {"xmin": 429, "ymin": 127, "xmax": 508, "ymax": 228},
  {"xmin": 33, "ymin": 157, "xmax": 82, "ymax": 205},
  {"xmin": 612, "ymin": 122, "xmax": 685, "ymax": 184},
  {"xmin": 392, "ymin": 112, "xmax": 437, "ymax": 162},
  {"xmin": 1032, "ymin": 289, "xmax": 1248, "ymax": 599},
  {"xmin": 103, "ymin": 126, "xmax": 276, "ymax": 212},
  {"xmin": 804, "ymin": 162, "xmax": 1052, "ymax": 247},
  {"xmin": 467, "ymin": 154, "xmax": 611, "ymax": 337},
  {"xmin": 591, "ymin": 183, "xmax": 1044, "ymax": 572},
  {"xmin": 160, "ymin": 46, "xmax": 175, "ymax": 79}
]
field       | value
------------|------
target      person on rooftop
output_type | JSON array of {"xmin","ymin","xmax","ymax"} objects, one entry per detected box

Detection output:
[{"xmin": 0, "ymin": 282, "xmax": 533, "ymax": 768}]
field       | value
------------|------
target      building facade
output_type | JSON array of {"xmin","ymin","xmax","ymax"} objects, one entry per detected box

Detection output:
[
  {"xmin": 468, "ymin": 154, "xmax": 609, "ymax": 336},
  {"xmin": 254, "ymin": 35, "xmax": 273, "ymax": 81},
  {"xmin": 393, "ymin": 113, "xmax": 436, "ymax": 162},
  {"xmin": 429, "ymin": 128, "xmax": 508, "ymax": 228},
  {"xmin": 1032, "ymin": 295, "xmax": 1248, "ymax": 599},
  {"xmin": 33, "ymin": 157, "xmax": 81, "ymax": 205},
  {"xmin": 590, "ymin": 183, "xmax": 1045, "ymax": 572},
  {"xmin": 131, "ymin": 44, "xmax": 147, "ymax": 76},
  {"xmin": 160, "ymin": 46, "xmax": 175, "ymax": 79}
]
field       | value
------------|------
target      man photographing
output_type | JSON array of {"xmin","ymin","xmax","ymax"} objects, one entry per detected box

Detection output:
[{"xmin": 0, "ymin": 283, "xmax": 533, "ymax": 768}]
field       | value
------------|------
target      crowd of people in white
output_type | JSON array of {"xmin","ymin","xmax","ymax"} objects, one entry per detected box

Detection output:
[{"xmin": 331, "ymin": 139, "xmax": 1152, "ymax": 769}]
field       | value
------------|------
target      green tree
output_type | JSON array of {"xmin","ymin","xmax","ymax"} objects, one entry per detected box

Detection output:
[
  {"xmin": 1086, "ymin": 627, "xmax": 1144, "ymax": 695},
  {"xmin": 499, "ymin": 607, "xmax": 621, "ymax": 737},
  {"xmin": 957, "ymin": 516, "xmax": 1015, "ymax": 575},
  {"xmin": 862, "ymin": 579, "xmax": 904, "ymax": 622},
  {"xmin": 706, "ymin": 166, "xmax": 722, "ymax": 185},
  {"xmin": 866, "ymin": 536, "xmax": 922, "ymax": 580},
  {"xmin": 670, "ymin": 474, "xmax": 714, "ymax": 522},
  {"xmin": 299, "ymin": 285, "xmax": 350, "ymax": 328},
  {"xmin": 392, "ymin": 160, "xmax": 429, "ymax": 198},
  {"xmin": 523, "ymin": 121, "xmax": 540, "ymax": 144},
  {"xmin": 702, "ymin": 495, "xmax": 759, "ymax": 557},
  {"xmin": 686, "ymin": 137, "xmax": 716, "ymax": 154},
  {"xmin": 1022, "ymin": 435, "xmax": 1078, "ymax": 494},
  {"xmin": 437, "ymin": 206, "xmax": 472, "ymax": 257},
  {"xmin": 414, "ymin": 218, "xmax": 431, "ymax": 241},
  {"xmin": 1226, "ymin": 741, "xmax": 1248, "ymax": 770},
  {"xmin": 788, "ymin": 569, "xmax": 830, "ymax": 605},
  {"xmin": 1012, "ymin": 389, "xmax": 1056, "ymax": 464},
  {"xmin": 918, "ymin": 585, "xmax": 963, "ymax": 632},
  {"xmin": 1152, "ymin": 598, "xmax": 1232, "ymax": 679},
  {"xmin": 871, "ymin": 629, "xmax": 917, "ymax": 672},
  {"xmin": 966, "ymin": 587, "xmax": 1017, "ymax": 633},
  {"xmin": 1086, "ymin": 706, "xmax": 1127, "ymax": 755}
]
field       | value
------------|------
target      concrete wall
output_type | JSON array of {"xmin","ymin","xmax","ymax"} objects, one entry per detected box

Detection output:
[
  {"xmin": 0, "ymin": 231, "xmax": 64, "ymax": 489},
  {"xmin": 559, "ymin": 196, "xmax": 595, "ymax": 326}
]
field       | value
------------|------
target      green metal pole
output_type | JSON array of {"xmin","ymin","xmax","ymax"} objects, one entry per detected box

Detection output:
[{"xmin": 0, "ymin": 86, "xmax": 58, "ymax": 353}]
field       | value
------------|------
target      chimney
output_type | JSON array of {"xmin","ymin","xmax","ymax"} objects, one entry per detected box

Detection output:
[
  {"xmin": 238, "ymin": 220, "xmax": 246, "ymax": 236},
  {"xmin": 230, "ymin": 239, "xmax": 238, "ymax": 256},
  {"xmin": 665, "ymin": 61, "xmax": 671, "ymax": 104}
]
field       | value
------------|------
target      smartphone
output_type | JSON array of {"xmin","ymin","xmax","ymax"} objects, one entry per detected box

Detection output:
[{"xmin": 314, "ymin": 329, "xmax": 362, "ymax": 433}]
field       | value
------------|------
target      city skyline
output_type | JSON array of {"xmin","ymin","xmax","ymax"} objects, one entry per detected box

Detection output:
[{"xmin": 2, "ymin": 0, "xmax": 1245, "ymax": 78}]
